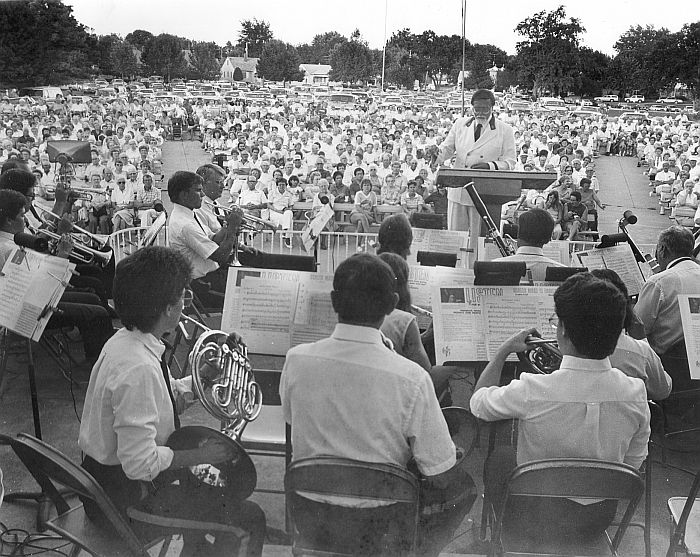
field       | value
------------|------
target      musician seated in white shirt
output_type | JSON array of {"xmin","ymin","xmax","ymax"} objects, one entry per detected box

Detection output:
[
  {"xmin": 79, "ymin": 246, "xmax": 266, "ymax": 556},
  {"xmin": 194, "ymin": 163, "xmax": 228, "ymax": 234},
  {"xmin": 471, "ymin": 273, "xmax": 650, "ymax": 543},
  {"xmin": 494, "ymin": 208, "xmax": 565, "ymax": 281}
]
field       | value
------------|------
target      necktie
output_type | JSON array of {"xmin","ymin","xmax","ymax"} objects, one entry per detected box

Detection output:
[
  {"xmin": 160, "ymin": 354, "xmax": 180, "ymax": 430},
  {"xmin": 193, "ymin": 212, "xmax": 206, "ymax": 234},
  {"xmin": 474, "ymin": 123, "xmax": 482, "ymax": 142}
]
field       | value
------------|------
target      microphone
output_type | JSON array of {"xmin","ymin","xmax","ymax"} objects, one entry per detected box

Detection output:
[
  {"xmin": 598, "ymin": 233, "xmax": 628, "ymax": 249},
  {"xmin": 620, "ymin": 210, "xmax": 637, "ymax": 225},
  {"xmin": 14, "ymin": 232, "xmax": 49, "ymax": 253}
]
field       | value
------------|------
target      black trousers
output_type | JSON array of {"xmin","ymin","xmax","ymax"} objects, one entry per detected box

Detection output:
[
  {"xmin": 81, "ymin": 456, "xmax": 266, "ymax": 557},
  {"xmin": 48, "ymin": 291, "xmax": 113, "ymax": 360}
]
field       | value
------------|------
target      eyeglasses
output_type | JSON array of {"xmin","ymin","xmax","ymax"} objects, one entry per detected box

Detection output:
[
  {"xmin": 182, "ymin": 288, "xmax": 193, "ymax": 308},
  {"xmin": 548, "ymin": 313, "xmax": 559, "ymax": 330}
]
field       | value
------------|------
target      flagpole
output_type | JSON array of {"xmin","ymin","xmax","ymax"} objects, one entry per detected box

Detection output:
[{"xmin": 381, "ymin": 0, "xmax": 388, "ymax": 92}]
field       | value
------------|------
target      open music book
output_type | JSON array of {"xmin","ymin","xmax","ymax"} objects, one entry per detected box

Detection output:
[
  {"xmin": 571, "ymin": 243, "xmax": 645, "ymax": 296},
  {"xmin": 0, "ymin": 248, "xmax": 74, "ymax": 341}
]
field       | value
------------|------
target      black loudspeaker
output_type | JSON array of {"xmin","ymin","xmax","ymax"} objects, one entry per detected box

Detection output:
[
  {"xmin": 46, "ymin": 141, "xmax": 92, "ymax": 164},
  {"xmin": 473, "ymin": 261, "xmax": 526, "ymax": 286},
  {"xmin": 544, "ymin": 266, "xmax": 587, "ymax": 282},
  {"xmin": 416, "ymin": 251, "xmax": 457, "ymax": 267},
  {"xmin": 238, "ymin": 251, "xmax": 317, "ymax": 272}
]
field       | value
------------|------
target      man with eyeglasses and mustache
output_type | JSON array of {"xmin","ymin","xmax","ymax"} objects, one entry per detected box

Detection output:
[{"xmin": 435, "ymin": 89, "xmax": 516, "ymax": 258}]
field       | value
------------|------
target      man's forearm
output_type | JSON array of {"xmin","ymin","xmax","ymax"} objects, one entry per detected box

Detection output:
[{"xmin": 474, "ymin": 346, "xmax": 511, "ymax": 391}]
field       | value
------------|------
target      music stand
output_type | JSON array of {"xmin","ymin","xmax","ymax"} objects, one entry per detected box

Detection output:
[
  {"xmin": 416, "ymin": 251, "xmax": 458, "ymax": 268},
  {"xmin": 239, "ymin": 251, "xmax": 317, "ymax": 272},
  {"xmin": 473, "ymin": 261, "xmax": 526, "ymax": 286},
  {"xmin": 544, "ymin": 266, "xmax": 587, "ymax": 283}
]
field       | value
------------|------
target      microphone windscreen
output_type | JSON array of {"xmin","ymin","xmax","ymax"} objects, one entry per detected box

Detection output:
[{"xmin": 14, "ymin": 232, "xmax": 49, "ymax": 253}]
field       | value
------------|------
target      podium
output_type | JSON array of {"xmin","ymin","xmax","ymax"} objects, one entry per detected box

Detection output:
[{"xmin": 436, "ymin": 168, "xmax": 557, "ymax": 235}]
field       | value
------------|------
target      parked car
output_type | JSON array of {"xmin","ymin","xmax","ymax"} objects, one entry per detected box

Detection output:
[
  {"xmin": 594, "ymin": 95, "xmax": 618, "ymax": 103},
  {"xmin": 658, "ymin": 97, "xmax": 682, "ymax": 104},
  {"xmin": 624, "ymin": 95, "xmax": 645, "ymax": 103}
]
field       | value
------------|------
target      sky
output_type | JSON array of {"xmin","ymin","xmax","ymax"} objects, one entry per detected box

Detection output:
[{"xmin": 65, "ymin": 0, "xmax": 697, "ymax": 56}]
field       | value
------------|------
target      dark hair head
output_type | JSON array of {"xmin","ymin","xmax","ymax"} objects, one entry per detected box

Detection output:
[
  {"xmin": 517, "ymin": 208, "xmax": 554, "ymax": 246},
  {"xmin": 589, "ymin": 268, "xmax": 633, "ymax": 331},
  {"xmin": 579, "ymin": 177, "xmax": 592, "ymax": 188},
  {"xmin": 377, "ymin": 213, "xmax": 413, "ymax": 258},
  {"xmin": 195, "ymin": 163, "xmax": 224, "ymax": 183},
  {"xmin": 554, "ymin": 273, "xmax": 626, "ymax": 359},
  {"xmin": 0, "ymin": 168, "xmax": 36, "ymax": 197},
  {"xmin": 168, "ymin": 171, "xmax": 202, "ymax": 203},
  {"xmin": 471, "ymin": 89, "xmax": 496, "ymax": 106},
  {"xmin": 378, "ymin": 252, "xmax": 411, "ymax": 311},
  {"xmin": 331, "ymin": 254, "xmax": 396, "ymax": 324},
  {"xmin": 1, "ymin": 160, "xmax": 31, "ymax": 175},
  {"xmin": 657, "ymin": 225, "xmax": 694, "ymax": 259},
  {"xmin": 569, "ymin": 190, "xmax": 581, "ymax": 201},
  {"xmin": 0, "ymin": 189, "xmax": 28, "ymax": 228},
  {"xmin": 113, "ymin": 246, "xmax": 192, "ymax": 333}
]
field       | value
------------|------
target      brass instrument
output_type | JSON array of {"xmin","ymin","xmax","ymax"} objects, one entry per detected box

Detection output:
[
  {"xmin": 166, "ymin": 314, "xmax": 261, "ymax": 500},
  {"xmin": 67, "ymin": 186, "xmax": 102, "ymax": 201},
  {"xmin": 464, "ymin": 181, "xmax": 516, "ymax": 257},
  {"xmin": 34, "ymin": 206, "xmax": 110, "ymax": 250},
  {"xmin": 411, "ymin": 304, "xmax": 433, "ymax": 318},
  {"xmin": 27, "ymin": 224, "xmax": 113, "ymax": 266},
  {"xmin": 517, "ymin": 335, "xmax": 562, "ymax": 374},
  {"xmin": 204, "ymin": 200, "xmax": 278, "ymax": 233},
  {"xmin": 179, "ymin": 314, "xmax": 262, "ymax": 438}
]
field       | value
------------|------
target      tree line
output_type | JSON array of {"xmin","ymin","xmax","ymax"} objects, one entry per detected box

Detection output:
[{"xmin": 0, "ymin": 1, "xmax": 697, "ymax": 102}]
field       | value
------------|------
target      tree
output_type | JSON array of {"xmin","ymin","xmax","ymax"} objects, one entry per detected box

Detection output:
[
  {"xmin": 237, "ymin": 19, "xmax": 273, "ymax": 58},
  {"xmin": 329, "ymin": 31, "xmax": 373, "ymax": 84},
  {"xmin": 308, "ymin": 31, "xmax": 347, "ymax": 63},
  {"xmin": 142, "ymin": 33, "xmax": 186, "ymax": 80},
  {"xmin": 673, "ymin": 23, "xmax": 700, "ymax": 103},
  {"xmin": 257, "ymin": 40, "xmax": 303, "ymax": 84},
  {"xmin": 612, "ymin": 25, "xmax": 673, "ymax": 98},
  {"xmin": 124, "ymin": 29, "xmax": 154, "ymax": 51},
  {"xmin": 189, "ymin": 41, "xmax": 220, "ymax": 80},
  {"xmin": 0, "ymin": 0, "xmax": 92, "ymax": 86},
  {"xmin": 575, "ymin": 48, "xmax": 612, "ymax": 97},
  {"xmin": 514, "ymin": 5, "xmax": 585, "ymax": 98},
  {"xmin": 110, "ymin": 39, "xmax": 140, "ymax": 79}
]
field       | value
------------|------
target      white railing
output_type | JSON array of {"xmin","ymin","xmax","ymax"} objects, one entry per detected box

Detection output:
[{"xmin": 106, "ymin": 226, "xmax": 657, "ymax": 273}]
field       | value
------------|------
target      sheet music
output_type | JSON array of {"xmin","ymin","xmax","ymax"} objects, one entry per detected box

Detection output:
[
  {"xmin": 0, "ymin": 249, "xmax": 73, "ymax": 341},
  {"xmin": 431, "ymin": 284, "xmax": 557, "ymax": 363},
  {"xmin": 482, "ymin": 286, "xmax": 557, "ymax": 359},
  {"xmin": 408, "ymin": 266, "xmax": 472, "ymax": 329},
  {"xmin": 408, "ymin": 229, "xmax": 470, "ymax": 267},
  {"xmin": 573, "ymin": 243, "xmax": 645, "ymax": 296},
  {"xmin": 678, "ymin": 295, "xmax": 700, "ymax": 380},
  {"xmin": 222, "ymin": 268, "xmax": 335, "ymax": 355}
]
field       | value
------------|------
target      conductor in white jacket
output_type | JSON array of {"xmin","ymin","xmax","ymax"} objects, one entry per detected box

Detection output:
[{"xmin": 436, "ymin": 89, "xmax": 516, "ymax": 246}]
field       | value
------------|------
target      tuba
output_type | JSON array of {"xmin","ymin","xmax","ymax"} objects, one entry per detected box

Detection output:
[
  {"xmin": 166, "ymin": 315, "xmax": 262, "ymax": 500},
  {"xmin": 517, "ymin": 335, "xmax": 562, "ymax": 374}
]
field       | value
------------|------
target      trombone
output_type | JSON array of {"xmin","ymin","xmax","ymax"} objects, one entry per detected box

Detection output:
[{"xmin": 34, "ymin": 206, "xmax": 110, "ymax": 250}]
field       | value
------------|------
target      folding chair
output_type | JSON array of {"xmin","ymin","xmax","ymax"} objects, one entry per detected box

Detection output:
[
  {"xmin": 0, "ymin": 432, "xmax": 169, "ymax": 557},
  {"xmin": 667, "ymin": 468, "xmax": 700, "ymax": 556},
  {"xmin": 489, "ymin": 459, "xmax": 644, "ymax": 557},
  {"xmin": 285, "ymin": 456, "xmax": 420, "ymax": 556}
]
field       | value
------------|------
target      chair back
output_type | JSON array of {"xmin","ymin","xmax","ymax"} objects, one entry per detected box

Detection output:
[
  {"xmin": 498, "ymin": 458, "xmax": 643, "ymax": 553},
  {"xmin": 285, "ymin": 456, "xmax": 420, "ymax": 555},
  {"xmin": 2, "ymin": 433, "xmax": 146, "ymax": 556}
]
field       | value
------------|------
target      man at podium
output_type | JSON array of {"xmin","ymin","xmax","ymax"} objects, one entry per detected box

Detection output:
[{"xmin": 436, "ymin": 89, "xmax": 516, "ymax": 235}]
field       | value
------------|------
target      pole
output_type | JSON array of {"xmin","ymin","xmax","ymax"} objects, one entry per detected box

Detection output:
[
  {"xmin": 461, "ymin": 0, "xmax": 466, "ymax": 116},
  {"xmin": 381, "ymin": 0, "xmax": 388, "ymax": 92}
]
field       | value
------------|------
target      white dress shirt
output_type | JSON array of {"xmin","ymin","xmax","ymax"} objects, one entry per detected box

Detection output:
[
  {"xmin": 78, "ymin": 328, "xmax": 192, "ymax": 481},
  {"xmin": 168, "ymin": 203, "xmax": 219, "ymax": 279}
]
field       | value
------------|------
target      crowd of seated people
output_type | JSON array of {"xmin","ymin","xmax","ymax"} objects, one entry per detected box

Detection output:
[{"xmin": 2, "ymin": 89, "xmax": 699, "ymax": 244}]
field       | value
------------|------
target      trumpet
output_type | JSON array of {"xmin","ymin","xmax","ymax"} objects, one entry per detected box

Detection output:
[
  {"xmin": 179, "ymin": 314, "xmax": 262, "ymax": 438},
  {"xmin": 517, "ymin": 335, "xmax": 562, "ymax": 374},
  {"xmin": 204, "ymin": 200, "xmax": 278, "ymax": 233},
  {"xmin": 28, "ymin": 224, "xmax": 114, "ymax": 266},
  {"xmin": 68, "ymin": 186, "xmax": 102, "ymax": 201}
]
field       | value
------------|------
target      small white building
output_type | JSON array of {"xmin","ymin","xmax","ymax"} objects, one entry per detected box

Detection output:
[
  {"xmin": 299, "ymin": 64, "xmax": 332, "ymax": 86},
  {"xmin": 220, "ymin": 56, "xmax": 259, "ymax": 83}
]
